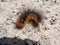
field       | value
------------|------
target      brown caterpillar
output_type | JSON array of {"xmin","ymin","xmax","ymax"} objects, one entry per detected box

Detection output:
[{"xmin": 16, "ymin": 10, "xmax": 43, "ymax": 29}]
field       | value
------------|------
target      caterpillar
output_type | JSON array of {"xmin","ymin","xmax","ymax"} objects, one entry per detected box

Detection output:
[{"xmin": 16, "ymin": 10, "xmax": 43, "ymax": 29}]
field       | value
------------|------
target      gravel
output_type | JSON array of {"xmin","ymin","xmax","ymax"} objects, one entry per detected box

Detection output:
[{"xmin": 0, "ymin": 0, "xmax": 60, "ymax": 45}]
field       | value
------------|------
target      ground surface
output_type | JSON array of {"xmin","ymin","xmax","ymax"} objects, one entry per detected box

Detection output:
[{"xmin": 0, "ymin": 0, "xmax": 60, "ymax": 45}]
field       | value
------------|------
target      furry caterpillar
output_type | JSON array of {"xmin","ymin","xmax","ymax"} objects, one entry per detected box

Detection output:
[{"xmin": 16, "ymin": 10, "xmax": 43, "ymax": 29}]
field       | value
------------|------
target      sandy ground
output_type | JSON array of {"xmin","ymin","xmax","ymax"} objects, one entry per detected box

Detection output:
[{"xmin": 0, "ymin": 0, "xmax": 60, "ymax": 45}]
